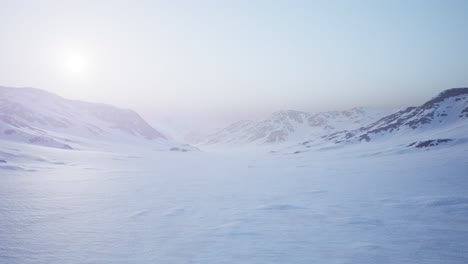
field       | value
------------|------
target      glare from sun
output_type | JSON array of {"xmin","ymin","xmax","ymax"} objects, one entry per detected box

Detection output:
[{"xmin": 66, "ymin": 53, "xmax": 87, "ymax": 74}]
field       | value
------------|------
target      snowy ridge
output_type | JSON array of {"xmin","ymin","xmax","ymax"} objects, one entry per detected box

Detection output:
[
  {"xmin": 1, "ymin": 87, "xmax": 468, "ymax": 264},
  {"xmin": 290, "ymin": 88, "xmax": 468, "ymax": 154},
  {"xmin": 325, "ymin": 88, "xmax": 468, "ymax": 142},
  {"xmin": 0, "ymin": 86, "xmax": 192, "ymax": 150},
  {"xmin": 201, "ymin": 107, "xmax": 390, "ymax": 146},
  {"xmin": 2, "ymin": 121, "xmax": 468, "ymax": 263}
]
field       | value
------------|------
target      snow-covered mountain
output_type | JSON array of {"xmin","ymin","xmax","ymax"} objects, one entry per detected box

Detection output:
[
  {"xmin": 201, "ymin": 107, "xmax": 390, "ymax": 146},
  {"xmin": 0, "ymin": 86, "xmax": 189, "ymax": 150},
  {"xmin": 291, "ymin": 88, "xmax": 468, "ymax": 153},
  {"xmin": 324, "ymin": 88, "xmax": 468, "ymax": 142}
]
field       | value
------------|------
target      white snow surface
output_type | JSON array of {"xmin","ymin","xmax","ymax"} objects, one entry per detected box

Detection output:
[
  {"xmin": 1, "ymin": 87, "xmax": 468, "ymax": 263},
  {"xmin": 1, "ymin": 137, "xmax": 467, "ymax": 264}
]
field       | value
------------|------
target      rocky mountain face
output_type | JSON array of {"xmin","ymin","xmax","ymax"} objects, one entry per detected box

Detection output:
[
  {"xmin": 201, "ymin": 107, "xmax": 390, "ymax": 146},
  {"xmin": 0, "ymin": 86, "xmax": 168, "ymax": 149},
  {"xmin": 280, "ymin": 88, "xmax": 468, "ymax": 155},
  {"xmin": 321, "ymin": 88, "xmax": 468, "ymax": 144}
]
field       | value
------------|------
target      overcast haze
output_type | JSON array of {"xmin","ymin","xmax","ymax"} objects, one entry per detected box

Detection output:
[{"xmin": 1, "ymin": 0, "xmax": 467, "ymax": 128}]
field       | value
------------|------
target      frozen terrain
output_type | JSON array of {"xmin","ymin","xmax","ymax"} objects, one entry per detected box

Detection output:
[
  {"xmin": 201, "ymin": 108, "xmax": 391, "ymax": 146},
  {"xmin": 0, "ymin": 86, "xmax": 191, "ymax": 151},
  {"xmin": 1, "ymin": 137, "xmax": 468, "ymax": 264},
  {"xmin": 1, "ymin": 87, "xmax": 468, "ymax": 263}
]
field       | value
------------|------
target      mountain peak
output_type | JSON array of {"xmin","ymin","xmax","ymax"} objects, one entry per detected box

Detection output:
[
  {"xmin": 422, "ymin": 87, "xmax": 468, "ymax": 109},
  {"xmin": 270, "ymin": 109, "xmax": 306, "ymax": 117},
  {"xmin": 436, "ymin": 87, "xmax": 468, "ymax": 98},
  {"xmin": 318, "ymin": 88, "xmax": 468, "ymax": 145},
  {"xmin": 202, "ymin": 107, "xmax": 390, "ymax": 146}
]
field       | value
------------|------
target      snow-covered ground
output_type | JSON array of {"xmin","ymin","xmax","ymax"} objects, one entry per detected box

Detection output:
[{"xmin": 1, "ymin": 139, "xmax": 467, "ymax": 264}]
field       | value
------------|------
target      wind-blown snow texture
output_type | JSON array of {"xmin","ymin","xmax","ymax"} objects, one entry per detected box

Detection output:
[
  {"xmin": 1, "ymin": 87, "xmax": 468, "ymax": 264},
  {"xmin": 1, "ymin": 139, "xmax": 467, "ymax": 264}
]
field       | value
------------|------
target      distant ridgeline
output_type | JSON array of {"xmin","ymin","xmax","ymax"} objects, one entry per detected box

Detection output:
[
  {"xmin": 288, "ymin": 88, "xmax": 468, "ymax": 153},
  {"xmin": 0, "ymin": 86, "xmax": 194, "ymax": 151}
]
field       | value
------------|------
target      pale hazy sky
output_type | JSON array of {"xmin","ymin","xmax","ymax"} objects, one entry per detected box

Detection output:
[{"xmin": 0, "ymin": 0, "xmax": 467, "ymax": 128}]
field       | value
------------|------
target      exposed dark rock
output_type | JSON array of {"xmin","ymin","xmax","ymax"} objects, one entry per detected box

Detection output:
[
  {"xmin": 407, "ymin": 139, "xmax": 453, "ymax": 148},
  {"xmin": 170, "ymin": 147, "xmax": 188, "ymax": 152},
  {"xmin": 320, "ymin": 88, "xmax": 468, "ymax": 144},
  {"xmin": 62, "ymin": 144, "xmax": 73, "ymax": 150},
  {"xmin": 359, "ymin": 134, "xmax": 370, "ymax": 142},
  {"xmin": 4, "ymin": 129, "xmax": 16, "ymax": 135},
  {"xmin": 421, "ymin": 88, "xmax": 468, "ymax": 109}
]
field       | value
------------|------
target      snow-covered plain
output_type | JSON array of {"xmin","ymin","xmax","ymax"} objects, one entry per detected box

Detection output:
[
  {"xmin": 1, "ymin": 138, "xmax": 467, "ymax": 264},
  {"xmin": 1, "ymin": 87, "xmax": 468, "ymax": 263}
]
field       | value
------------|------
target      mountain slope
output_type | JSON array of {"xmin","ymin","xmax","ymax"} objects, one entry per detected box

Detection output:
[
  {"xmin": 201, "ymin": 107, "xmax": 390, "ymax": 146},
  {"xmin": 0, "ymin": 86, "xmax": 176, "ymax": 149},
  {"xmin": 324, "ymin": 88, "xmax": 468, "ymax": 143},
  {"xmin": 288, "ymin": 88, "xmax": 468, "ymax": 154}
]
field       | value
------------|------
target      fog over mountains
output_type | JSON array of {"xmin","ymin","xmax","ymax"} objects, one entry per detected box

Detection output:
[
  {"xmin": 199, "ymin": 108, "xmax": 392, "ymax": 146},
  {"xmin": 284, "ymin": 88, "xmax": 468, "ymax": 154},
  {"xmin": 1, "ymin": 86, "xmax": 467, "ymax": 153},
  {"xmin": 1, "ymin": 85, "xmax": 468, "ymax": 264},
  {"xmin": 0, "ymin": 86, "xmax": 178, "ymax": 150},
  {"xmin": 325, "ymin": 88, "xmax": 468, "ymax": 143}
]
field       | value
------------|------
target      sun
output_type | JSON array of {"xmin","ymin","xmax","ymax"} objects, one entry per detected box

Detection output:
[{"xmin": 65, "ymin": 53, "xmax": 87, "ymax": 74}]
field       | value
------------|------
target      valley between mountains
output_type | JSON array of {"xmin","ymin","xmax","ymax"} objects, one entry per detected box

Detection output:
[{"xmin": 1, "ymin": 86, "xmax": 467, "ymax": 264}]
